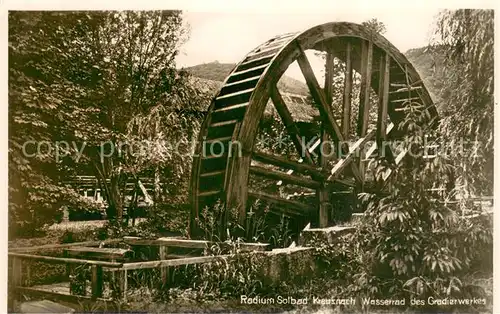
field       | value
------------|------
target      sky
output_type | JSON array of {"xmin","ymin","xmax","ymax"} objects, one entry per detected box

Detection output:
[{"xmin": 175, "ymin": 9, "xmax": 442, "ymax": 71}]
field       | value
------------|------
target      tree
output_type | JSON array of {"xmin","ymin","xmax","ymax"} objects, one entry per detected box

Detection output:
[
  {"xmin": 8, "ymin": 12, "xmax": 104, "ymax": 235},
  {"xmin": 432, "ymin": 9, "xmax": 494, "ymax": 196},
  {"xmin": 9, "ymin": 11, "xmax": 204, "ymax": 232},
  {"xmin": 362, "ymin": 18, "xmax": 387, "ymax": 35}
]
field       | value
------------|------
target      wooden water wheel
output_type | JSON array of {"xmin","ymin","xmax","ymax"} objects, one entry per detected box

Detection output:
[{"xmin": 189, "ymin": 22, "xmax": 438, "ymax": 238}]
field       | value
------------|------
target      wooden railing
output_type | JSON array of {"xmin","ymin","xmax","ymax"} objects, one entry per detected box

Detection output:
[{"xmin": 9, "ymin": 237, "xmax": 271, "ymax": 303}]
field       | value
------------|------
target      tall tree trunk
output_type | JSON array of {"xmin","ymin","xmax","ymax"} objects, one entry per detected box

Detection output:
[{"xmin": 109, "ymin": 175, "xmax": 124, "ymax": 224}]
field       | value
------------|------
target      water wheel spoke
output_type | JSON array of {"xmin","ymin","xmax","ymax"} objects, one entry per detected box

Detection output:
[
  {"xmin": 252, "ymin": 151, "xmax": 325, "ymax": 178},
  {"xmin": 356, "ymin": 40, "xmax": 374, "ymax": 182},
  {"xmin": 377, "ymin": 52, "xmax": 395, "ymax": 162},
  {"xmin": 249, "ymin": 165, "xmax": 320, "ymax": 190},
  {"xmin": 296, "ymin": 43, "xmax": 344, "ymax": 144},
  {"xmin": 342, "ymin": 41, "xmax": 353, "ymax": 138},
  {"xmin": 269, "ymin": 87, "xmax": 315, "ymax": 165},
  {"xmin": 297, "ymin": 44, "xmax": 364, "ymax": 184}
]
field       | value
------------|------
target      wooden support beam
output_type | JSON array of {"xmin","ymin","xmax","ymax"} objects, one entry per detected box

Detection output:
[
  {"xmin": 270, "ymin": 87, "xmax": 315, "ymax": 165},
  {"xmin": 327, "ymin": 131, "xmax": 376, "ymax": 181},
  {"xmin": 159, "ymin": 245, "xmax": 170, "ymax": 287},
  {"xmin": 248, "ymin": 190, "xmax": 314, "ymax": 214},
  {"xmin": 252, "ymin": 151, "xmax": 325, "ymax": 178},
  {"xmin": 249, "ymin": 165, "xmax": 320, "ymax": 189},
  {"xmin": 342, "ymin": 42, "xmax": 353, "ymax": 138},
  {"xmin": 318, "ymin": 50, "xmax": 335, "ymax": 228}
]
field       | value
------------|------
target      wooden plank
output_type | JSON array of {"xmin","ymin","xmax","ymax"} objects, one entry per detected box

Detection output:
[
  {"xmin": 249, "ymin": 165, "xmax": 321, "ymax": 189},
  {"xmin": 64, "ymin": 247, "xmax": 131, "ymax": 260},
  {"xmin": 377, "ymin": 53, "xmax": 391, "ymax": 158},
  {"xmin": 252, "ymin": 151, "xmax": 325, "ymax": 178},
  {"xmin": 248, "ymin": 190, "xmax": 314, "ymax": 214},
  {"xmin": 9, "ymin": 238, "xmax": 123, "ymax": 253},
  {"xmin": 342, "ymin": 42, "xmax": 353, "ymax": 138},
  {"xmin": 270, "ymin": 87, "xmax": 314, "ymax": 165},
  {"xmin": 8, "ymin": 253, "xmax": 123, "ymax": 268},
  {"xmin": 123, "ymin": 255, "xmax": 231, "ymax": 270},
  {"xmin": 91, "ymin": 265, "xmax": 103, "ymax": 298}
]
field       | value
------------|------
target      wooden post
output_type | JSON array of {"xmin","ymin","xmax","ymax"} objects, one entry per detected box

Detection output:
[
  {"xmin": 120, "ymin": 270, "xmax": 128, "ymax": 302},
  {"xmin": 114, "ymin": 269, "xmax": 128, "ymax": 302},
  {"xmin": 91, "ymin": 265, "xmax": 103, "ymax": 298},
  {"xmin": 24, "ymin": 260, "xmax": 31, "ymax": 287},
  {"xmin": 11, "ymin": 257, "xmax": 22, "ymax": 287},
  {"xmin": 317, "ymin": 50, "xmax": 335, "ymax": 228},
  {"xmin": 159, "ymin": 245, "xmax": 170, "ymax": 288}
]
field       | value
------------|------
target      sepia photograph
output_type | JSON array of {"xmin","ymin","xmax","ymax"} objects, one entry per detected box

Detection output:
[{"xmin": 4, "ymin": 2, "xmax": 495, "ymax": 313}]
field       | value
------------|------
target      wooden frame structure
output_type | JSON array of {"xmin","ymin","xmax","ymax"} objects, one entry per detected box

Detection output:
[
  {"xmin": 9, "ymin": 237, "xmax": 269, "ymax": 306},
  {"xmin": 189, "ymin": 22, "xmax": 439, "ymax": 236}
]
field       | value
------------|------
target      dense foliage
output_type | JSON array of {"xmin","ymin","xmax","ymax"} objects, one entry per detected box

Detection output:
[
  {"xmin": 9, "ymin": 11, "xmax": 210, "ymax": 235},
  {"xmin": 431, "ymin": 9, "xmax": 494, "ymax": 196}
]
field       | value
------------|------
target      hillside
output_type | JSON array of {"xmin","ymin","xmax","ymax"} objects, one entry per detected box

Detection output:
[
  {"xmin": 184, "ymin": 49, "xmax": 447, "ymax": 115},
  {"xmin": 183, "ymin": 61, "xmax": 309, "ymax": 95}
]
